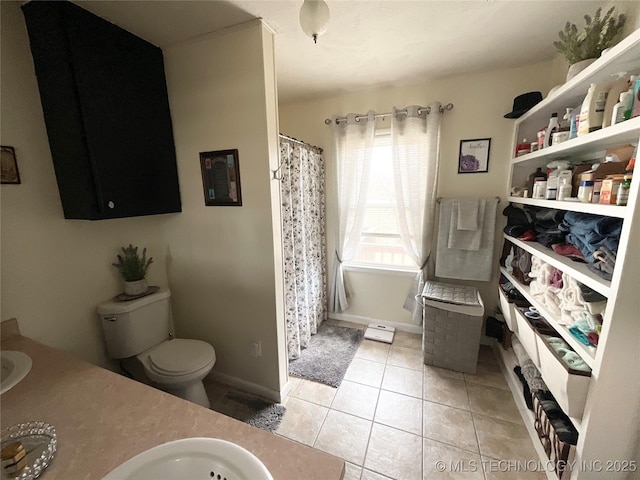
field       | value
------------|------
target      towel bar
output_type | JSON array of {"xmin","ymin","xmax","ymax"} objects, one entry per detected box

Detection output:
[{"xmin": 436, "ymin": 196, "xmax": 501, "ymax": 203}]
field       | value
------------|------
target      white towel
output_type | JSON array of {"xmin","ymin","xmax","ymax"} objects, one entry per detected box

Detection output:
[
  {"xmin": 447, "ymin": 199, "xmax": 486, "ymax": 251},
  {"xmin": 435, "ymin": 198, "xmax": 498, "ymax": 281},
  {"xmin": 456, "ymin": 198, "xmax": 480, "ymax": 230}
]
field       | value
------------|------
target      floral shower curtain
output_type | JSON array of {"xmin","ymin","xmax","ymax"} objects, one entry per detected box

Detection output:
[{"xmin": 279, "ymin": 136, "xmax": 327, "ymax": 361}]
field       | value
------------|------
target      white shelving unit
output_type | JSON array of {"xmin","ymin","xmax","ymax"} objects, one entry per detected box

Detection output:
[{"xmin": 501, "ymin": 27, "xmax": 640, "ymax": 480}]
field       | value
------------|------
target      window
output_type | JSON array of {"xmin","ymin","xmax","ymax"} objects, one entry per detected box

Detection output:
[{"xmin": 348, "ymin": 130, "xmax": 416, "ymax": 269}]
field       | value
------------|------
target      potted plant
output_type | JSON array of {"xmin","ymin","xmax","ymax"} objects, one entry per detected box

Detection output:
[
  {"xmin": 112, "ymin": 244, "xmax": 153, "ymax": 296},
  {"xmin": 554, "ymin": 7, "xmax": 626, "ymax": 81}
]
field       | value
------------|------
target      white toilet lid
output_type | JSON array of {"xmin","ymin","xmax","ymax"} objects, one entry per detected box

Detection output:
[{"xmin": 148, "ymin": 339, "xmax": 215, "ymax": 375}]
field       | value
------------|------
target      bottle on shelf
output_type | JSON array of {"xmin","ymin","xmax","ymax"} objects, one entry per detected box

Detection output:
[
  {"xmin": 578, "ymin": 173, "xmax": 594, "ymax": 203},
  {"xmin": 558, "ymin": 178, "xmax": 572, "ymax": 201},
  {"xmin": 616, "ymin": 175, "xmax": 632, "ymax": 206},
  {"xmin": 611, "ymin": 89, "xmax": 634, "ymax": 125},
  {"xmin": 578, "ymin": 83, "xmax": 609, "ymax": 135},
  {"xmin": 602, "ymin": 72, "xmax": 629, "ymax": 128},
  {"xmin": 543, "ymin": 113, "xmax": 559, "ymax": 148},
  {"xmin": 515, "ymin": 138, "xmax": 530, "ymax": 157},
  {"xmin": 527, "ymin": 167, "xmax": 547, "ymax": 197}
]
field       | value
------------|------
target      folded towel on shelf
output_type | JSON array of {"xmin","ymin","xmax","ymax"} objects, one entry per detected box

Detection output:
[
  {"xmin": 587, "ymin": 332, "xmax": 600, "ymax": 346},
  {"xmin": 568, "ymin": 326, "xmax": 591, "ymax": 346},
  {"xmin": 448, "ymin": 199, "xmax": 486, "ymax": 250},
  {"xmin": 559, "ymin": 273, "xmax": 588, "ymax": 326},
  {"xmin": 456, "ymin": 198, "xmax": 480, "ymax": 230},
  {"xmin": 549, "ymin": 268, "xmax": 564, "ymax": 288}
]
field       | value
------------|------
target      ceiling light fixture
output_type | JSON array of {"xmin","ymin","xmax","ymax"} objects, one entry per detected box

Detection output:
[{"xmin": 299, "ymin": 0, "xmax": 330, "ymax": 44}]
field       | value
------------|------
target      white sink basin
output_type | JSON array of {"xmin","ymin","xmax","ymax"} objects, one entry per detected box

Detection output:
[
  {"xmin": 1, "ymin": 350, "xmax": 32, "ymax": 394},
  {"xmin": 102, "ymin": 438, "xmax": 274, "ymax": 480}
]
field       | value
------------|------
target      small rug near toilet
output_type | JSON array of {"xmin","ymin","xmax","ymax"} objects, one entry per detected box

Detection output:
[
  {"xmin": 289, "ymin": 323, "xmax": 364, "ymax": 387},
  {"xmin": 213, "ymin": 391, "xmax": 285, "ymax": 433}
]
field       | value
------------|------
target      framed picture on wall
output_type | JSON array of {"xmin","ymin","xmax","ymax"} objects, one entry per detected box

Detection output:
[
  {"xmin": 458, "ymin": 138, "xmax": 491, "ymax": 174},
  {"xmin": 199, "ymin": 149, "xmax": 242, "ymax": 206},
  {"xmin": 1, "ymin": 146, "xmax": 21, "ymax": 184}
]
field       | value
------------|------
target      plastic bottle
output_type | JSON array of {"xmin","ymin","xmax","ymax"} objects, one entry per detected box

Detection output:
[
  {"xmin": 616, "ymin": 175, "xmax": 632, "ymax": 206},
  {"xmin": 543, "ymin": 113, "xmax": 559, "ymax": 148},
  {"xmin": 602, "ymin": 73, "xmax": 629, "ymax": 128},
  {"xmin": 558, "ymin": 178, "xmax": 572, "ymax": 201},
  {"xmin": 515, "ymin": 138, "xmax": 530, "ymax": 157},
  {"xmin": 578, "ymin": 83, "xmax": 609, "ymax": 135},
  {"xmin": 527, "ymin": 167, "xmax": 547, "ymax": 196},
  {"xmin": 578, "ymin": 173, "xmax": 595, "ymax": 203},
  {"xmin": 612, "ymin": 90, "xmax": 634, "ymax": 125}
]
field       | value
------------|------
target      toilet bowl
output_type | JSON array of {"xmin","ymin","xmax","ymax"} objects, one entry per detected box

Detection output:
[
  {"xmin": 97, "ymin": 289, "xmax": 216, "ymax": 408},
  {"xmin": 137, "ymin": 339, "xmax": 215, "ymax": 407}
]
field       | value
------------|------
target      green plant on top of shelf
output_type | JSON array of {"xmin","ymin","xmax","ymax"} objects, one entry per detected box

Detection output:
[
  {"xmin": 553, "ymin": 7, "xmax": 626, "ymax": 64},
  {"xmin": 112, "ymin": 244, "xmax": 153, "ymax": 282}
]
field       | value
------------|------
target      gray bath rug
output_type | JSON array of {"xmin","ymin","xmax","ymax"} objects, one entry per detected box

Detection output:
[
  {"xmin": 289, "ymin": 323, "xmax": 365, "ymax": 387},
  {"xmin": 213, "ymin": 391, "xmax": 286, "ymax": 433}
]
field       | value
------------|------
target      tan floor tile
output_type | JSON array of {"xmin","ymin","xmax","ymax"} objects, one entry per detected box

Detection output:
[
  {"xmin": 374, "ymin": 390, "xmax": 422, "ymax": 435},
  {"xmin": 481, "ymin": 457, "xmax": 548, "ymax": 480},
  {"xmin": 291, "ymin": 378, "xmax": 337, "ymax": 407},
  {"xmin": 362, "ymin": 470, "xmax": 393, "ymax": 480},
  {"xmin": 387, "ymin": 345, "xmax": 424, "ymax": 371},
  {"xmin": 423, "ymin": 400, "xmax": 478, "ymax": 453},
  {"xmin": 365, "ymin": 423, "xmax": 422, "ymax": 480},
  {"xmin": 423, "ymin": 438, "xmax": 484, "ymax": 479},
  {"xmin": 356, "ymin": 339, "xmax": 390, "ymax": 363},
  {"xmin": 392, "ymin": 331, "xmax": 422, "ymax": 350},
  {"xmin": 424, "ymin": 364, "xmax": 464, "ymax": 381},
  {"xmin": 314, "ymin": 410, "xmax": 372, "ymax": 465},
  {"xmin": 423, "ymin": 373, "xmax": 470, "ymax": 410},
  {"xmin": 477, "ymin": 345, "xmax": 499, "ymax": 365},
  {"xmin": 473, "ymin": 413, "xmax": 539, "ymax": 464},
  {"xmin": 464, "ymin": 362, "xmax": 509, "ymax": 391},
  {"xmin": 276, "ymin": 397, "xmax": 328, "ymax": 446},
  {"xmin": 382, "ymin": 365, "xmax": 423, "ymax": 398},
  {"xmin": 284, "ymin": 376, "xmax": 302, "ymax": 397},
  {"xmin": 466, "ymin": 383, "xmax": 523, "ymax": 425},
  {"xmin": 332, "ymin": 380, "xmax": 380, "ymax": 420},
  {"xmin": 345, "ymin": 463, "xmax": 363, "ymax": 480},
  {"xmin": 344, "ymin": 357, "xmax": 386, "ymax": 388}
]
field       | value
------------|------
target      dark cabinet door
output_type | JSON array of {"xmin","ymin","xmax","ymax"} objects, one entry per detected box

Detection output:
[{"xmin": 22, "ymin": 1, "xmax": 181, "ymax": 220}]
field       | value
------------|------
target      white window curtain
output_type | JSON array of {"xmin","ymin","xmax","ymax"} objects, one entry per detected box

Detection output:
[
  {"xmin": 329, "ymin": 112, "xmax": 376, "ymax": 312},
  {"xmin": 393, "ymin": 103, "xmax": 442, "ymax": 324}
]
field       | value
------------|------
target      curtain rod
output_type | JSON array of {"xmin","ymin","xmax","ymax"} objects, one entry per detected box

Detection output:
[
  {"xmin": 279, "ymin": 133, "xmax": 323, "ymax": 154},
  {"xmin": 324, "ymin": 103, "xmax": 454, "ymax": 125}
]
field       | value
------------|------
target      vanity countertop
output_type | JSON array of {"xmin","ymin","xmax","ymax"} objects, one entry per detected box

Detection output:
[{"xmin": 0, "ymin": 323, "xmax": 344, "ymax": 480}]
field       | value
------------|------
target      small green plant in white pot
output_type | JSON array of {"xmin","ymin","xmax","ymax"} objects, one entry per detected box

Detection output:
[
  {"xmin": 112, "ymin": 244, "xmax": 153, "ymax": 296},
  {"xmin": 554, "ymin": 7, "xmax": 626, "ymax": 81}
]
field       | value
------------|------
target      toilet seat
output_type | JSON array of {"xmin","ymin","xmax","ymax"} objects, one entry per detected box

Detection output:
[{"xmin": 144, "ymin": 339, "xmax": 215, "ymax": 376}]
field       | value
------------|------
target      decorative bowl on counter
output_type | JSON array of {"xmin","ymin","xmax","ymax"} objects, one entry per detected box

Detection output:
[{"xmin": 0, "ymin": 422, "xmax": 56, "ymax": 480}]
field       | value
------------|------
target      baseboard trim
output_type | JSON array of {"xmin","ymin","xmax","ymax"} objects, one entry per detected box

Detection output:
[
  {"xmin": 206, "ymin": 370, "xmax": 282, "ymax": 403},
  {"xmin": 330, "ymin": 313, "xmax": 422, "ymax": 334}
]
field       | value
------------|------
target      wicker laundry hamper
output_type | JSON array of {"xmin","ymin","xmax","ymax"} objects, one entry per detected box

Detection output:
[{"xmin": 421, "ymin": 281, "xmax": 485, "ymax": 374}]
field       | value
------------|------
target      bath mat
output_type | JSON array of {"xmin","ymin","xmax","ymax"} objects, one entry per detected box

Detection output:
[
  {"xmin": 213, "ymin": 391, "xmax": 286, "ymax": 433},
  {"xmin": 289, "ymin": 323, "xmax": 364, "ymax": 387}
]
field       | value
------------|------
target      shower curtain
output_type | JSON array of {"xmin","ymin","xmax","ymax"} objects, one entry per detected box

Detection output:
[{"xmin": 279, "ymin": 136, "xmax": 327, "ymax": 361}]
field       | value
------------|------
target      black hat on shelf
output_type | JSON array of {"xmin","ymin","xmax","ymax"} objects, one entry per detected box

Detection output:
[{"xmin": 504, "ymin": 91, "xmax": 543, "ymax": 119}]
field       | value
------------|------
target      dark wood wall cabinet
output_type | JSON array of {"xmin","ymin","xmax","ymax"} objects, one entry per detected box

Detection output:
[{"xmin": 22, "ymin": 1, "xmax": 181, "ymax": 220}]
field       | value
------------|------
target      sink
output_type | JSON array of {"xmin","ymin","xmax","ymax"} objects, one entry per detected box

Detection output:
[
  {"xmin": 102, "ymin": 438, "xmax": 274, "ymax": 480},
  {"xmin": 1, "ymin": 351, "xmax": 32, "ymax": 394}
]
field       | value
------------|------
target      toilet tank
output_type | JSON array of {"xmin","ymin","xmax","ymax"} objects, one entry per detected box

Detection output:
[{"xmin": 97, "ymin": 289, "xmax": 173, "ymax": 359}]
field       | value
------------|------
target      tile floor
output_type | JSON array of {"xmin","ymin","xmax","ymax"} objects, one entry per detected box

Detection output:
[{"xmin": 273, "ymin": 320, "xmax": 546, "ymax": 480}]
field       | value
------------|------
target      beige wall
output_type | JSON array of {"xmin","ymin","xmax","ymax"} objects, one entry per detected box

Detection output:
[
  {"xmin": 1, "ymin": 3, "xmax": 284, "ymax": 396},
  {"xmin": 162, "ymin": 20, "xmax": 284, "ymax": 395},
  {"xmin": 279, "ymin": 61, "xmax": 558, "ymax": 327},
  {"xmin": 0, "ymin": 1, "xmax": 172, "ymax": 367}
]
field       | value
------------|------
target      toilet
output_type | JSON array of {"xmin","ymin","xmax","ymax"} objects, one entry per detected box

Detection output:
[{"xmin": 97, "ymin": 289, "xmax": 216, "ymax": 408}]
